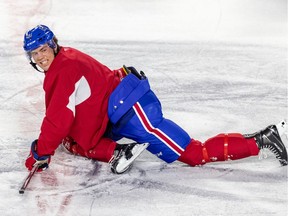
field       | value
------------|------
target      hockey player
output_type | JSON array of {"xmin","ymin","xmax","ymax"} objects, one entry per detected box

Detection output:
[{"xmin": 23, "ymin": 25, "xmax": 287, "ymax": 174}]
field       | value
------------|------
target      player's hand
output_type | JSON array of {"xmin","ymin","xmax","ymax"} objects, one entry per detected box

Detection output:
[{"xmin": 25, "ymin": 140, "xmax": 51, "ymax": 172}]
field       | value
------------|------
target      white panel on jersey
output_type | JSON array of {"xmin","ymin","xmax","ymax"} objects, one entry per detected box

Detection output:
[{"xmin": 67, "ymin": 76, "xmax": 91, "ymax": 116}]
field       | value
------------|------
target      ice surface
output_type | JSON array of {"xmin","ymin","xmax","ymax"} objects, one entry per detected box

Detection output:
[{"xmin": 0, "ymin": 0, "xmax": 287, "ymax": 216}]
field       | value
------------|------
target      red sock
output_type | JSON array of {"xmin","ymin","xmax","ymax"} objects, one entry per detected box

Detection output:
[
  {"xmin": 178, "ymin": 133, "xmax": 259, "ymax": 166},
  {"xmin": 87, "ymin": 138, "xmax": 117, "ymax": 162},
  {"xmin": 63, "ymin": 137, "xmax": 117, "ymax": 163}
]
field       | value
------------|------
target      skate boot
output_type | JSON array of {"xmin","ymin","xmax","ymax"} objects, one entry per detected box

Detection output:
[
  {"xmin": 245, "ymin": 120, "xmax": 287, "ymax": 166},
  {"xmin": 109, "ymin": 142, "xmax": 149, "ymax": 174}
]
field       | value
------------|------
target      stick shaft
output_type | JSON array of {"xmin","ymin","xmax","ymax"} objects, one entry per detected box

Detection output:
[{"xmin": 19, "ymin": 165, "xmax": 39, "ymax": 194}]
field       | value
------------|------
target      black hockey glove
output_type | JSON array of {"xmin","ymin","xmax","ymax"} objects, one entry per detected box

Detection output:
[{"xmin": 123, "ymin": 65, "xmax": 147, "ymax": 80}]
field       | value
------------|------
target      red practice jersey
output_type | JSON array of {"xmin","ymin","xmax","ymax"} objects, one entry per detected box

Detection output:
[{"xmin": 37, "ymin": 47, "xmax": 123, "ymax": 158}]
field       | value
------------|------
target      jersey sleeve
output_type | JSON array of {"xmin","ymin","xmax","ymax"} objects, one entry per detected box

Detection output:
[{"xmin": 37, "ymin": 62, "xmax": 79, "ymax": 156}]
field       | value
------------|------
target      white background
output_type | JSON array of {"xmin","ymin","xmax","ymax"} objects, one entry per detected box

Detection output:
[{"xmin": 0, "ymin": 0, "xmax": 287, "ymax": 215}]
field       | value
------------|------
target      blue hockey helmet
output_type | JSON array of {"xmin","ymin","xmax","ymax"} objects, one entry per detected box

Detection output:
[{"xmin": 23, "ymin": 25, "xmax": 56, "ymax": 53}]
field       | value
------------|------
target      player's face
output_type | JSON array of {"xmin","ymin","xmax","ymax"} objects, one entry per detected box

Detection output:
[{"xmin": 30, "ymin": 44, "xmax": 55, "ymax": 71}]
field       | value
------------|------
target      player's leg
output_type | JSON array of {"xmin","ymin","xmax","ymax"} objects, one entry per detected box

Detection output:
[
  {"xmin": 111, "ymin": 91, "xmax": 191, "ymax": 163},
  {"xmin": 62, "ymin": 136, "xmax": 117, "ymax": 162},
  {"xmin": 178, "ymin": 134, "xmax": 259, "ymax": 166},
  {"xmin": 179, "ymin": 121, "xmax": 288, "ymax": 166}
]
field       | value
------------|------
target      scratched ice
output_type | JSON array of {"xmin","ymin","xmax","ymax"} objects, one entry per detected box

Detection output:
[{"xmin": 0, "ymin": 1, "xmax": 287, "ymax": 216}]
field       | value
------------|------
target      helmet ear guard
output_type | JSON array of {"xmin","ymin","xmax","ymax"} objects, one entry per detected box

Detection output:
[{"xmin": 47, "ymin": 38, "xmax": 57, "ymax": 50}]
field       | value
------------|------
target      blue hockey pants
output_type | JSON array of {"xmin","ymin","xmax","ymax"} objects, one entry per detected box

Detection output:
[{"xmin": 111, "ymin": 91, "xmax": 191, "ymax": 163}]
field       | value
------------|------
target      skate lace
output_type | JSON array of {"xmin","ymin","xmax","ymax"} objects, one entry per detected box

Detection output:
[
  {"xmin": 260, "ymin": 145, "xmax": 287, "ymax": 166},
  {"xmin": 258, "ymin": 145, "xmax": 282, "ymax": 162},
  {"xmin": 258, "ymin": 149, "xmax": 268, "ymax": 160},
  {"xmin": 110, "ymin": 143, "xmax": 136, "ymax": 163},
  {"xmin": 258, "ymin": 128, "xmax": 283, "ymax": 158}
]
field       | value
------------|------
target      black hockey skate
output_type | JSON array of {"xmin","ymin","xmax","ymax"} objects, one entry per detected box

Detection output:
[
  {"xmin": 245, "ymin": 120, "xmax": 287, "ymax": 166},
  {"xmin": 109, "ymin": 142, "xmax": 149, "ymax": 174}
]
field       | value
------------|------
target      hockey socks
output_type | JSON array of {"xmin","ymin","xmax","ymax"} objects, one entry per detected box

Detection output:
[{"xmin": 178, "ymin": 133, "xmax": 259, "ymax": 166}]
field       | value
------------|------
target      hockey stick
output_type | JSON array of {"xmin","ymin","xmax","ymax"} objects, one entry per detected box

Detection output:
[{"xmin": 19, "ymin": 164, "xmax": 39, "ymax": 194}]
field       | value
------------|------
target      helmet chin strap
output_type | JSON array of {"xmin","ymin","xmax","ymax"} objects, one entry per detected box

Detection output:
[{"xmin": 30, "ymin": 61, "xmax": 44, "ymax": 73}]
